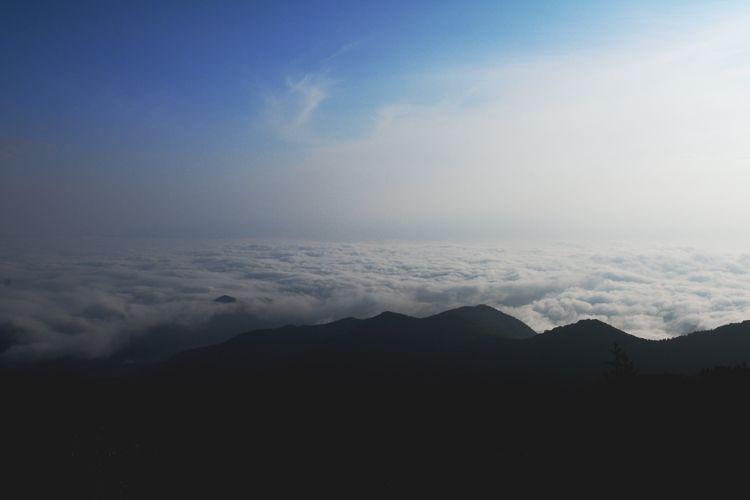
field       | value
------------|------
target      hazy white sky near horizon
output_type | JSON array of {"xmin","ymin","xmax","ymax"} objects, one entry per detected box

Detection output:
[{"xmin": 2, "ymin": 1, "xmax": 750, "ymax": 241}]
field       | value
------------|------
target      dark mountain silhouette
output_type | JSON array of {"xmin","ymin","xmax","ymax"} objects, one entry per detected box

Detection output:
[
  {"xmin": 214, "ymin": 294, "xmax": 237, "ymax": 303},
  {"xmin": 440, "ymin": 318, "xmax": 648, "ymax": 386},
  {"xmin": 138, "ymin": 305, "xmax": 750, "ymax": 388},
  {"xmin": 289, "ymin": 305, "xmax": 536, "ymax": 375},
  {"xmin": 446, "ymin": 317, "xmax": 750, "ymax": 386},
  {"xmin": 7, "ymin": 305, "xmax": 750, "ymax": 498},
  {"xmin": 136, "ymin": 304, "xmax": 535, "ymax": 384},
  {"xmin": 138, "ymin": 316, "xmax": 364, "ymax": 383}
]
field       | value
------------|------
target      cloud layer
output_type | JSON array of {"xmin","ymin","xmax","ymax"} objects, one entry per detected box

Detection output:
[{"xmin": 2, "ymin": 238, "xmax": 750, "ymax": 366}]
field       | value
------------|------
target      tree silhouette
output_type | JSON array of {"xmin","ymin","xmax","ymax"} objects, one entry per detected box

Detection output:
[{"xmin": 603, "ymin": 342, "xmax": 638, "ymax": 380}]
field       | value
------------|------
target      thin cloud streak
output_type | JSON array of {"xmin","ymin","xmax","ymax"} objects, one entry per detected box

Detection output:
[
  {"xmin": 287, "ymin": 74, "xmax": 329, "ymax": 127},
  {"xmin": 255, "ymin": 72, "xmax": 335, "ymax": 147},
  {"xmin": 320, "ymin": 39, "xmax": 366, "ymax": 63}
]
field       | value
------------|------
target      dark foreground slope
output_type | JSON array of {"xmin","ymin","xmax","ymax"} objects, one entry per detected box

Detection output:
[
  {"xmin": 6, "ymin": 307, "xmax": 750, "ymax": 498},
  {"xmin": 448, "ymin": 318, "xmax": 750, "ymax": 385},
  {"xmin": 136, "ymin": 304, "xmax": 537, "ymax": 384},
  {"xmin": 4, "ymin": 362, "xmax": 750, "ymax": 498},
  {"xmin": 139, "ymin": 306, "xmax": 750, "ymax": 388}
]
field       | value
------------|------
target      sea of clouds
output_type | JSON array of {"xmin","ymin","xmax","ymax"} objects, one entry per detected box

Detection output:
[{"xmin": 3, "ymin": 238, "xmax": 750, "ymax": 366}]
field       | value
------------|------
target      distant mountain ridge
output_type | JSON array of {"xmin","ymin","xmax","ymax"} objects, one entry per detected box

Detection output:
[
  {"xmin": 138, "ymin": 304, "xmax": 535, "ymax": 383},
  {"xmin": 135, "ymin": 305, "xmax": 750, "ymax": 388}
]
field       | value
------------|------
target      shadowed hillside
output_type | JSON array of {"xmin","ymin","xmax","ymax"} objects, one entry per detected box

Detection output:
[
  {"xmin": 137, "ymin": 306, "xmax": 750, "ymax": 388},
  {"xmin": 136, "ymin": 304, "xmax": 537, "ymax": 384},
  {"xmin": 5, "ymin": 305, "xmax": 750, "ymax": 498}
]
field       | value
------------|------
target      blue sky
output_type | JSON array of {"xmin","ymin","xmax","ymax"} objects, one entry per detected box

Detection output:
[{"xmin": 2, "ymin": 1, "xmax": 749, "ymax": 240}]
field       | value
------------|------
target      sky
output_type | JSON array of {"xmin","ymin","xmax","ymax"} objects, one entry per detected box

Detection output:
[
  {"xmin": 2, "ymin": 0, "xmax": 750, "ymax": 240},
  {"xmin": 3, "ymin": 2, "xmax": 750, "ymax": 367}
]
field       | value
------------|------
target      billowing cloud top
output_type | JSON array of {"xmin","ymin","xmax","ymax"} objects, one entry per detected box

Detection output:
[{"xmin": 2, "ymin": 238, "xmax": 750, "ymax": 366}]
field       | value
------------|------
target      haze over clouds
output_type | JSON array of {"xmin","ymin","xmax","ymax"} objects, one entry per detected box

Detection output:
[{"xmin": 3, "ymin": 238, "xmax": 750, "ymax": 366}]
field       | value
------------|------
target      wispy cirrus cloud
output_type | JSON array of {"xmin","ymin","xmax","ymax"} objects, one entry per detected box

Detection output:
[
  {"xmin": 255, "ymin": 71, "xmax": 335, "ymax": 144},
  {"xmin": 254, "ymin": 39, "xmax": 368, "ymax": 145},
  {"xmin": 320, "ymin": 39, "xmax": 366, "ymax": 63},
  {"xmin": 287, "ymin": 74, "xmax": 329, "ymax": 127}
]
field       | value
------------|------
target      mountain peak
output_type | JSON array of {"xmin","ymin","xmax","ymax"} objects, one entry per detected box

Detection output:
[
  {"xmin": 441, "ymin": 304, "xmax": 537, "ymax": 339},
  {"xmin": 214, "ymin": 295, "xmax": 237, "ymax": 304}
]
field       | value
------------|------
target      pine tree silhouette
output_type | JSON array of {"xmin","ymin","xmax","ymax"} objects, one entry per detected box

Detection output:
[{"xmin": 603, "ymin": 342, "xmax": 638, "ymax": 381}]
